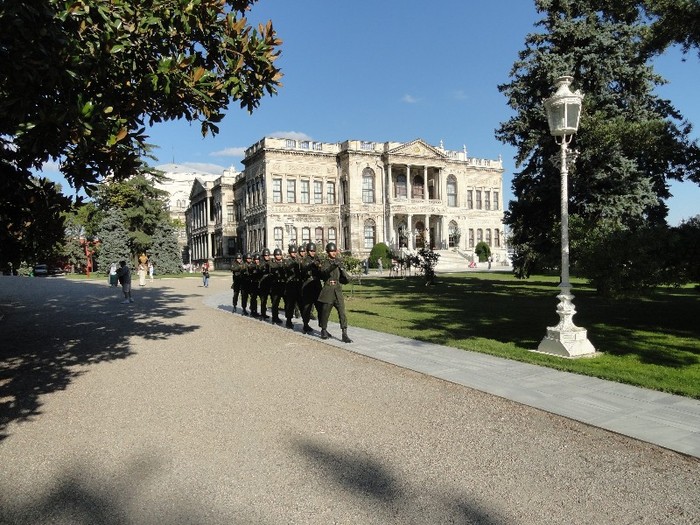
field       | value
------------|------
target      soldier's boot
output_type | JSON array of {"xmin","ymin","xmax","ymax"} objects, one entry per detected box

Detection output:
[
  {"xmin": 341, "ymin": 329, "xmax": 353, "ymax": 344},
  {"xmin": 285, "ymin": 319, "xmax": 294, "ymax": 329},
  {"xmin": 242, "ymin": 309, "xmax": 249, "ymax": 316},
  {"xmin": 272, "ymin": 316, "xmax": 282, "ymax": 325},
  {"xmin": 302, "ymin": 324, "xmax": 313, "ymax": 334},
  {"xmin": 320, "ymin": 329, "xmax": 331, "ymax": 340},
  {"xmin": 232, "ymin": 305, "xmax": 237, "ymax": 313}
]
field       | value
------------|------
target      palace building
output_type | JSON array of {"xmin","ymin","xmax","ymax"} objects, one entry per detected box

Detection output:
[{"xmin": 186, "ymin": 136, "xmax": 506, "ymax": 268}]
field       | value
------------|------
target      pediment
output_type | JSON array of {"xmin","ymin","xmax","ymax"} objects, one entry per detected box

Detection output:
[
  {"xmin": 387, "ymin": 139, "xmax": 446, "ymax": 160},
  {"xmin": 189, "ymin": 178, "xmax": 208, "ymax": 198}
]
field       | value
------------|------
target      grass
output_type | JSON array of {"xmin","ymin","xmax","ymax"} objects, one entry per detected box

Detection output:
[{"xmin": 340, "ymin": 272, "xmax": 700, "ymax": 399}]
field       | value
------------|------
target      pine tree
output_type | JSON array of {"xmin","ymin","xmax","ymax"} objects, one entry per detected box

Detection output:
[
  {"xmin": 496, "ymin": 0, "xmax": 700, "ymax": 279},
  {"xmin": 96, "ymin": 209, "xmax": 131, "ymax": 273},
  {"xmin": 149, "ymin": 221, "xmax": 183, "ymax": 275}
]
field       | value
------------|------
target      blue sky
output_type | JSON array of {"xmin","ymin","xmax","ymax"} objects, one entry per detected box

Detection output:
[{"xmin": 45, "ymin": 0, "xmax": 699, "ymax": 225}]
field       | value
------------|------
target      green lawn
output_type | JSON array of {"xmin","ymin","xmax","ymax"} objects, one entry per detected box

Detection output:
[{"xmin": 341, "ymin": 272, "xmax": 700, "ymax": 399}]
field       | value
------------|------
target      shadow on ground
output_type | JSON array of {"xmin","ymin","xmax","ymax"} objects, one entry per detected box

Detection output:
[{"xmin": 0, "ymin": 277, "xmax": 200, "ymax": 441}]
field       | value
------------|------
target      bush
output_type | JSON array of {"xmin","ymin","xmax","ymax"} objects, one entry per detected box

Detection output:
[
  {"xmin": 369, "ymin": 243, "xmax": 391, "ymax": 268},
  {"xmin": 475, "ymin": 241, "xmax": 491, "ymax": 262}
]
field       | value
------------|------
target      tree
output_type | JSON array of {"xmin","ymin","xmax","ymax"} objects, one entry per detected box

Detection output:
[
  {"xmin": 642, "ymin": 0, "xmax": 700, "ymax": 60},
  {"xmin": 94, "ymin": 174, "xmax": 171, "ymax": 256},
  {"xmin": 474, "ymin": 241, "xmax": 491, "ymax": 263},
  {"xmin": 1, "ymin": 0, "xmax": 282, "ymax": 262},
  {"xmin": 369, "ymin": 242, "xmax": 391, "ymax": 269},
  {"xmin": 149, "ymin": 221, "xmax": 183, "ymax": 275},
  {"xmin": 96, "ymin": 209, "xmax": 131, "ymax": 272},
  {"xmin": 496, "ymin": 0, "xmax": 700, "ymax": 279}
]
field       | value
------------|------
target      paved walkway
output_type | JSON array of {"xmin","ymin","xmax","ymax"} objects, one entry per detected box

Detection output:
[{"xmin": 205, "ymin": 289, "xmax": 700, "ymax": 459}]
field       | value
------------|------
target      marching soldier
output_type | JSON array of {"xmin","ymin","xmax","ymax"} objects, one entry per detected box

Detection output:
[
  {"xmin": 318, "ymin": 242, "xmax": 352, "ymax": 343},
  {"xmin": 230, "ymin": 253, "xmax": 245, "ymax": 313},
  {"xmin": 268, "ymin": 248, "xmax": 286, "ymax": 324},
  {"xmin": 284, "ymin": 245, "xmax": 304, "ymax": 329},
  {"xmin": 248, "ymin": 252, "xmax": 262, "ymax": 317},
  {"xmin": 300, "ymin": 242, "xmax": 322, "ymax": 334},
  {"xmin": 258, "ymin": 248, "xmax": 272, "ymax": 320},
  {"xmin": 240, "ymin": 253, "xmax": 254, "ymax": 315}
]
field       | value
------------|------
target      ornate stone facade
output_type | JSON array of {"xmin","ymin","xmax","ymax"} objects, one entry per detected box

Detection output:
[{"xmin": 238, "ymin": 136, "xmax": 506, "ymax": 262}]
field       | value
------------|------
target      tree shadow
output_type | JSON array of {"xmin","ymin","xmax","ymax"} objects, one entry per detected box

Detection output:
[
  {"xmin": 293, "ymin": 437, "xmax": 507, "ymax": 524},
  {"xmin": 0, "ymin": 277, "xmax": 200, "ymax": 441},
  {"xmin": 347, "ymin": 275, "xmax": 700, "ymax": 367}
]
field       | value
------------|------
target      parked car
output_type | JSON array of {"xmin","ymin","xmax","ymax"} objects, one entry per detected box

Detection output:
[{"xmin": 33, "ymin": 264, "xmax": 49, "ymax": 276}]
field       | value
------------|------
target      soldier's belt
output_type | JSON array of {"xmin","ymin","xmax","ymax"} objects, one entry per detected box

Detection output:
[{"xmin": 327, "ymin": 280, "xmax": 337, "ymax": 285}]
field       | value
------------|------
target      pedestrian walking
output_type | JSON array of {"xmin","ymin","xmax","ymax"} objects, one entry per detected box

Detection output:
[
  {"xmin": 201, "ymin": 263, "xmax": 210, "ymax": 288},
  {"xmin": 109, "ymin": 263, "xmax": 118, "ymax": 287},
  {"xmin": 148, "ymin": 261, "xmax": 154, "ymax": 282},
  {"xmin": 377, "ymin": 258, "xmax": 383, "ymax": 275},
  {"xmin": 116, "ymin": 260, "xmax": 133, "ymax": 303}
]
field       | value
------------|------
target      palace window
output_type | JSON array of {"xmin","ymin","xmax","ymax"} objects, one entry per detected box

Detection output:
[
  {"xmin": 274, "ymin": 227, "xmax": 283, "ymax": 249},
  {"xmin": 300, "ymin": 180, "xmax": 310, "ymax": 204},
  {"xmin": 360, "ymin": 141, "xmax": 373, "ymax": 151},
  {"xmin": 314, "ymin": 181, "xmax": 323, "ymax": 204},
  {"xmin": 290, "ymin": 227, "xmax": 298, "ymax": 247},
  {"xmin": 493, "ymin": 191, "xmax": 499, "ymax": 210},
  {"xmin": 467, "ymin": 190, "xmax": 473, "ymax": 209},
  {"xmin": 315, "ymin": 227, "xmax": 324, "ymax": 246},
  {"xmin": 326, "ymin": 182, "xmax": 336, "ymax": 204},
  {"xmin": 300, "ymin": 141, "xmax": 310, "ymax": 150},
  {"xmin": 476, "ymin": 190, "xmax": 482, "ymax": 210},
  {"xmin": 447, "ymin": 176, "xmax": 457, "ymax": 207},
  {"xmin": 362, "ymin": 168, "xmax": 375, "ymax": 204},
  {"xmin": 302, "ymin": 227, "xmax": 311, "ymax": 246},
  {"xmin": 396, "ymin": 174, "xmax": 407, "ymax": 198},
  {"xmin": 412, "ymin": 175, "xmax": 424, "ymax": 199},
  {"xmin": 468, "ymin": 228, "xmax": 475, "ymax": 248},
  {"xmin": 328, "ymin": 227, "xmax": 337, "ymax": 244},
  {"xmin": 312, "ymin": 142, "xmax": 323, "ymax": 151},
  {"xmin": 485, "ymin": 191, "xmax": 491, "ymax": 210},
  {"xmin": 364, "ymin": 219, "xmax": 376, "ymax": 249},
  {"xmin": 285, "ymin": 139, "xmax": 296, "ymax": 148},
  {"xmin": 227, "ymin": 204, "xmax": 234, "ymax": 223},
  {"xmin": 477, "ymin": 229, "xmax": 483, "ymax": 243},
  {"xmin": 273, "ymin": 179, "xmax": 282, "ymax": 203},
  {"xmin": 494, "ymin": 229, "xmax": 501, "ymax": 248},
  {"xmin": 486, "ymin": 229, "xmax": 492, "ymax": 246},
  {"xmin": 287, "ymin": 180, "xmax": 296, "ymax": 203}
]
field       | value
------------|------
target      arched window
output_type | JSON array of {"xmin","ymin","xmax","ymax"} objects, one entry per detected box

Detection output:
[
  {"xmin": 396, "ymin": 174, "xmax": 407, "ymax": 198},
  {"xmin": 447, "ymin": 176, "xmax": 458, "ymax": 207},
  {"xmin": 315, "ymin": 227, "xmax": 324, "ymax": 246},
  {"xmin": 274, "ymin": 227, "xmax": 283, "ymax": 249},
  {"xmin": 494, "ymin": 229, "xmax": 501, "ymax": 248},
  {"xmin": 486, "ymin": 229, "xmax": 492, "ymax": 246},
  {"xmin": 363, "ymin": 219, "xmax": 376, "ymax": 249},
  {"xmin": 328, "ymin": 227, "xmax": 337, "ymax": 244},
  {"xmin": 302, "ymin": 227, "xmax": 311, "ymax": 246},
  {"xmin": 477, "ymin": 229, "xmax": 483, "ymax": 243},
  {"xmin": 362, "ymin": 168, "xmax": 375, "ymax": 204}
]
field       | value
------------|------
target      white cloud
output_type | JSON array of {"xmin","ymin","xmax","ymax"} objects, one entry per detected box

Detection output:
[
  {"xmin": 401, "ymin": 94, "xmax": 419, "ymax": 104},
  {"xmin": 38, "ymin": 160, "xmax": 62, "ymax": 174},
  {"xmin": 156, "ymin": 162, "xmax": 228, "ymax": 175},
  {"xmin": 210, "ymin": 147, "xmax": 247, "ymax": 157},
  {"xmin": 452, "ymin": 89, "xmax": 468, "ymax": 101},
  {"xmin": 268, "ymin": 130, "xmax": 314, "ymax": 141}
]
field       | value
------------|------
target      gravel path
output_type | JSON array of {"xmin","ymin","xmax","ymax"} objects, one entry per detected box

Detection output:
[{"xmin": 1, "ymin": 275, "xmax": 698, "ymax": 524}]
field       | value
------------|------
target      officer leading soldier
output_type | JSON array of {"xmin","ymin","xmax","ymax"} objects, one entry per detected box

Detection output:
[{"xmin": 318, "ymin": 242, "xmax": 352, "ymax": 343}]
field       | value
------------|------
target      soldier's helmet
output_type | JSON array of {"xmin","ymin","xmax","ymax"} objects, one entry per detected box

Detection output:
[
  {"xmin": 306, "ymin": 242, "xmax": 317, "ymax": 253},
  {"xmin": 262, "ymin": 248, "xmax": 271, "ymax": 257},
  {"xmin": 297, "ymin": 245, "xmax": 306, "ymax": 255},
  {"xmin": 244, "ymin": 253, "xmax": 252, "ymax": 260},
  {"xmin": 235, "ymin": 253, "xmax": 242, "ymax": 259},
  {"xmin": 288, "ymin": 245, "xmax": 297, "ymax": 255},
  {"xmin": 253, "ymin": 252, "xmax": 260, "ymax": 260},
  {"xmin": 273, "ymin": 248, "xmax": 283, "ymax": 257},
  {"xmin": 325, "ymin": 242, "xmax": 337, "ymax": 253}
]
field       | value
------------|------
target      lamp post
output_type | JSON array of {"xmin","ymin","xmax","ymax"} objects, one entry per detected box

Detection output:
[{"xmin": 536, "ymin": 76, "xmax": 596, "ymax": 358}]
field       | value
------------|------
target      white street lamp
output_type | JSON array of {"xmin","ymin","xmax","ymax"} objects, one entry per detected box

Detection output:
[{"xmin": 536, "ymin": 76, "xmax": 596, "ymax": 358}]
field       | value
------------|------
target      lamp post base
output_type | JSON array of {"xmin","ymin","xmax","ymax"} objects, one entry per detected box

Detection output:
[
  {"xmin": 536, "ymin": 326, "xmax": 596, "ymax": 358},
  {"xmin": 534, "ymin": 288, "xmax": 597, "ymax": 358}
]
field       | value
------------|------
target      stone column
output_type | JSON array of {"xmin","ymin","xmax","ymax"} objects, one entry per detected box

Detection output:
[
  {"xmin": 441, "ymin": 216, "xmax": 447, "ymax": 249},
  {"xmin": 407, "ymin": 165, "xmax": 412, "ymax": 202},
  {"xmin": 388, "ymin": 214, "xmax": 394, "ymax": 248},
  {"xmin": 408, "ymin": 213, "xmax": 414, "ymax": 250},
  {"xmin": 424, "ymin": 166, "xmax": 428, "ymax": 202},
  {"xmin": 387, "ymin": 163, "xmax": 393, "ymax": 202}
]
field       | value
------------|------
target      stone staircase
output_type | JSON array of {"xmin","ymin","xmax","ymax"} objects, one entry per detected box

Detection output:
[{"xmin": 434, "ymin": 249, "xmax": 470, "ymax": 273}]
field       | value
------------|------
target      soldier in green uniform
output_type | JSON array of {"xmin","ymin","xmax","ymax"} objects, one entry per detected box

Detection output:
[
  {"xmin": 240, "ymin": 253, "xmax": 254, "ymax": 316},
  {"xmin": 284, "ymin": 245, "xmax": 303, "ymax": 329},
  {"xmin": 300, "ymin": 242, "xmax": 322, "ymax": 334},
  {"xmin": 230, "ymin": 253, "xmax": 245, "ymax": 313},
  {"xmin": 258, "ymin": 248, "xmax": 272, "ymax": 320},
  {"xmin": 268, "ymin": 248, "xmax": 286, "ymax": 324},
  {"xmin": 248, "ymin": 252, "xmax": 262, "ymax": 318},
  {"xmin": 318, "ymin": 242, "xmax": 352, "ymax": 343}
]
